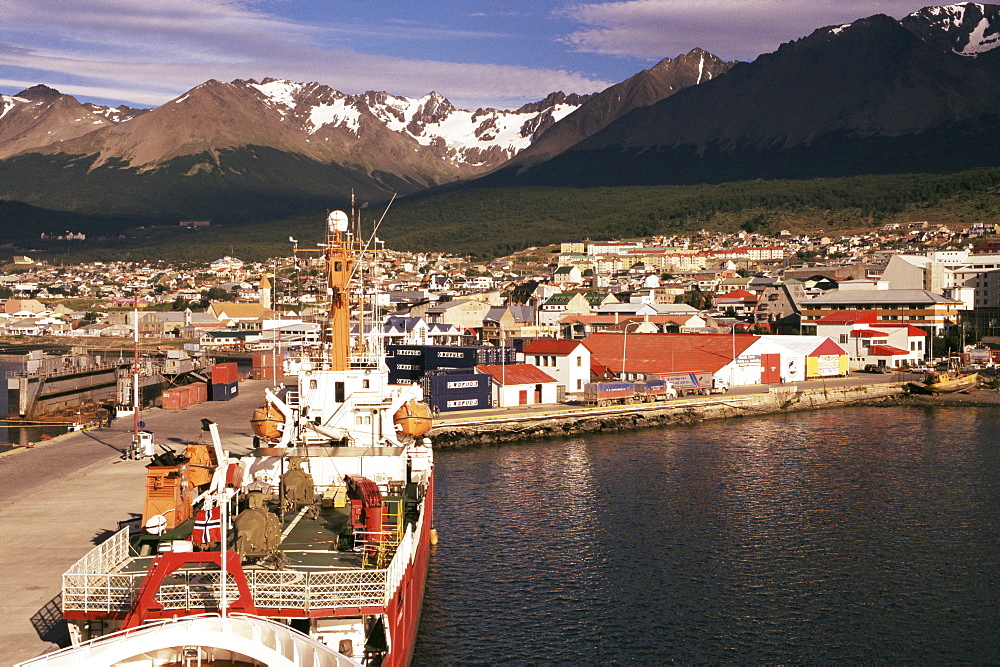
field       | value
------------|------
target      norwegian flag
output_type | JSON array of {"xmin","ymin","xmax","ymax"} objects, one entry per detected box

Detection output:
[{"xmin": 192, "ymin": 506, "xmax": 222, "ymax": 544}]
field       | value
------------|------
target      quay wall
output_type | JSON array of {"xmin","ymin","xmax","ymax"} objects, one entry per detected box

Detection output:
[{"xmin": 430, "ymin": 382, "xmax": 905, "ymax": 448}]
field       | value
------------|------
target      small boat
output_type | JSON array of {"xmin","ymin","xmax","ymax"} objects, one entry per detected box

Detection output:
[{"xmin": 909, "ymin": 370, "xmax": 979, "ymax": 394}]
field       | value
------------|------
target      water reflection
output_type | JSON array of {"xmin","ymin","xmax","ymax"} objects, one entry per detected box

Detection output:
[{"xmin": 414, "ymin": 406, "xmax": 1000, "ymax": 664}]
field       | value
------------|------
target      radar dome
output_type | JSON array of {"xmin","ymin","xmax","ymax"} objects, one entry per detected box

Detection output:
[{"xmin": 327, "ymin": 210, "xmax": 349, "ymax": 232}]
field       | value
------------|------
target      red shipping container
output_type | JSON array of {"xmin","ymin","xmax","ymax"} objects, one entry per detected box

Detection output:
[
  {"xmin": 162, "ymin": 389, "xmax": 183, "ymax": 410},
  {"xmin": 212, "ymin": 362, "xmax": 238, "ymax": 385},
  {"xmin": 253, "ymin": 353, "xmax": 283, "ymax": 371}
]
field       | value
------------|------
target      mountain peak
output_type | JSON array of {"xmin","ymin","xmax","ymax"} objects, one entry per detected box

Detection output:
[
  {"xmin": 902, "ymin": 2, "xmax": 1000, "ymax": 56},
  {"xmin": 16, "ymin": 84, "xmax": 64, "ymax": 102}
]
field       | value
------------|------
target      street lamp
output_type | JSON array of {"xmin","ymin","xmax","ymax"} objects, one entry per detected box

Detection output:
[{"xmin": 622, "ymin": 321, "xmax": 642, "ymax": 380}]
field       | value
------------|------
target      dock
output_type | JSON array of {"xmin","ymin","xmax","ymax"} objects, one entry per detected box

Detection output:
[
  {"xmin": 0, "ymin": 374, "xmax": 913, "ymax": 664},
  {"xmin": 0, "ymin": 380, "xmax": 269, "ymax": 667}
]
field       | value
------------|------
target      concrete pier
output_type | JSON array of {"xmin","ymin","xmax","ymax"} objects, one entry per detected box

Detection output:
[{"xmin": 0, "ymin": 380, "xmax": 268, "ymax": 666}]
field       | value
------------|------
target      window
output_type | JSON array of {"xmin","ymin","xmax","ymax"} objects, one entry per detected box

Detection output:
[{"xmin": 576, "ymin": 356, "xmax": 582, "ymax": 367}]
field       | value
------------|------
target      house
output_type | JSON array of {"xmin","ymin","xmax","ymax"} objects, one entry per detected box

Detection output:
[
  {"xmin": 522, "ymin": 339, "xmax": 591, "ymax": 394},
  {"xmin": 752, "ymin": 282, "xmax": 806, "ymax": 333},
  {"xmin": 807, "ymin": 311, "xmax": 928, "ymax": 369},
  {"xmin": 208, "ymin": 302, "xmax": 274, "ymax": 328},
  {"xmin": 801, "ymin": 283, "xmax": 963, "ymax": 336},
  {"xmin": 552, "ymin": 265, "xmax": 583, "ymax": 285},
  {"xmin": 199, "ymin": 329, "xmax": 262, "ymax": 349},
  {"xmin": 759, "ymin": 335, "xmax": 849, "ymax": 380},
  {"xmin": 481, "ymin": 305, "xmax": 537, "ymax": 344},
  {"xmin": 712, "ymin": 289, "xmax": 758, "ymax": 317},
  {"xmin": 475, "ymin": 364, "xmax": 560, "ymax": 407},
  {"xmin": 583, "ymin": 332, "xmax": 758, "ymax": 384},
  {"xmin": 538, "ymin": 292, "xmax": 591, "ymax": 326}
]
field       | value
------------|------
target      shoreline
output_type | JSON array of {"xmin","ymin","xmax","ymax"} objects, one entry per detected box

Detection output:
[{"xmin": 430, "ymin": 382, "xmax": 918, "ymax": 447}]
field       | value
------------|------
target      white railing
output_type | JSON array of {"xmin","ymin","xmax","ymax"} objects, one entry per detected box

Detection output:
[
  {"xmin": 62, "ymin": 518, "xmax": 425, "ymax": 614},
  {"xmin": 16, "ymin": 613, "xmax": 361, "ymax": 667},
  {"xmin": 64, "ymin": 528, "xmax": 130, "ymax": 576}
]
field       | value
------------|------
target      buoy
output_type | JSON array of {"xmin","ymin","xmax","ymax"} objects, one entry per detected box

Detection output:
[{"xmin": 430, "ymin": 528, "xmax": 439, "ymax": 545}]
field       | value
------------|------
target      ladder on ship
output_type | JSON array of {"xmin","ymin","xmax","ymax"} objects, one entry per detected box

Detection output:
[{"xmin": 361, "ymin": 497, "xmax": 405, "ymax": 569}]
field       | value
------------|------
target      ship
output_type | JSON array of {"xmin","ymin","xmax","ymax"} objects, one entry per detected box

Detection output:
[
  {"xmin": 908, "ymin": 366, "xmax": 979, "ymax": 394},
  {"xmin": 57, "ymin": 210, "xmax": 435, "ymax": 666}
]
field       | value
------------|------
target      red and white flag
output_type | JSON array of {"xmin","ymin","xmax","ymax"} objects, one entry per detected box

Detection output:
[{"xmin": 192, "ymin": 506, "xmax": 222, "ymax": 544}]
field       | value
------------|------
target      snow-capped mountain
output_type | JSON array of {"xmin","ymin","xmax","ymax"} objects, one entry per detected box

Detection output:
[
  {"xmin": 244, "ymin": 79, "xmax": 588, "ymax": 169},
  {"xmin": 901, "ymin": 2, "xmax": 1000, "ymax": 56},
  {"xmin": 487, "ymin": 2, "xmax": 1000, "ymax": 188},
  {"xmin": 0, "ymin": 84, "xmax": 145, "ymax": 159}
]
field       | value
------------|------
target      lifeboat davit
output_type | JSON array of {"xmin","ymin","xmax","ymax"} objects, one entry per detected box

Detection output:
[
  {"xmin": 250, "ymin": 403, "xmax": 284, "ymax": 441},
  {"xmin": 393, "ymin": 400, "xmax": 433, "ymax": 437}
]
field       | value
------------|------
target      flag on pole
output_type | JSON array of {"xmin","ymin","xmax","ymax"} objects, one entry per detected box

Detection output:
[{"xmin": 193, "ymin": 505, "xmax": 222, "ymax": 544}]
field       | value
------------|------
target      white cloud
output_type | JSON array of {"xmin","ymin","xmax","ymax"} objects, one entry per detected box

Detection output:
[
  {"xmin": 0, "ymin": 0, "xmax": 610, "ymax": 109},
  {"xmin": 559, "ymin": 0, "xmax": 938, "ymax": 61}
]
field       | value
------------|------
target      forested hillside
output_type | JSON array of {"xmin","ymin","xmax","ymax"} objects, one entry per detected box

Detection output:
[{"xmin": 21, "ymin": 167, "xmax": 1000, "ymax": 263}]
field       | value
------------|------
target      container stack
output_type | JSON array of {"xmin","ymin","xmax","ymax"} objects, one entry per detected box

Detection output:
[
  {"xmin": 386, "ymin": 345, "xmax": 515, "ymax": 385},
  {"xmin": 210, "ymin": 362, "xmax": 239, "ymax": 401},
  {"xmin": 161, "ymin": 382, "xmax": 208, "ymax": 410},
  {"xmin": 421, "ymin": 369, "xmax": 492, "ymax": 413},
  {"xmin": 251, "ymin": 353, "xmax": 284, "ymax": 381},
  {"xmin": 387, "ymin": 346, "xmax": 425, "ymax": 385}
]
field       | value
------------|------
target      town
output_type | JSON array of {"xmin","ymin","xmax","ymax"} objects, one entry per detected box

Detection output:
[{"xmin": 1, "ymin": 218, "xmax": 997, "ymax": 421}]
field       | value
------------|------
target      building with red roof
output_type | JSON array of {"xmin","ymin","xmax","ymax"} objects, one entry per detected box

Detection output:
[
  {"xmin": 522, "ymin": 339, "xmax": 590, "ymax": 394},
  {"xmin": 475, "ymin": 364, "xmax": 560, "ymax": 407},
  {"xmin": 809, "ymin": 310, "xmax": 928, "ymax": 369}
]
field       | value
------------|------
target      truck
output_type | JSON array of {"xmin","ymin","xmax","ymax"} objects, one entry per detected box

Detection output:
[
  {"xmin": 634, "ymin": 379, "xmax": 678, "ymax": 402},
  {"xmin": 583, "ymin": 381, "xmax": 637, "ymax": 407},
  {"xmin": 656, "ymin": 372, "xmax": 728, "ymax": 396}
]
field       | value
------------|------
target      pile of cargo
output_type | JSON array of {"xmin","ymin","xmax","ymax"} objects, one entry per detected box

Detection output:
[
  {"xmin": 161, "ymin": 382, "xmax": 208, "ymax": 410},
  {"xmin": 211, "ymin": 362, "xmax": 239, "ymax": 401},
  {"xmin": 250, "ymin": 352, "xmax": 284, "ymax": 381},
  {"xmin": 420, "ymin": 369, "xmax": 493, "ymax": 413},
  {"xmin": 387, "ymin": 345, "xmax": 515, "ymax": 385}
]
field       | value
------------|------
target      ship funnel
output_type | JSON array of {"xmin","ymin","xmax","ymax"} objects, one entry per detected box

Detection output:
[{"xmin": 327, "ymin": 210, "xmax": 349, "ymax": 232}]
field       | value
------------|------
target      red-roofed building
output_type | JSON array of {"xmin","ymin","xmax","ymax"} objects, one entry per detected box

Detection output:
[
  {"xmin": 810, "ymin": 310, "xmax": 927, "ymax": 369},
  {"xmin": 476, "ymin": 364, "xmax": 560, "ymax": 407},
  {"xmin": 522, "ymin": 339, "xmax": 590, "ymax": 395},
  {"xmin": 584, "ymin": 332, "xmax": 765, "ymax": 384},
  {"xmin": 712, "ymin": 289, "xmax": 759, "ymax": 318}
]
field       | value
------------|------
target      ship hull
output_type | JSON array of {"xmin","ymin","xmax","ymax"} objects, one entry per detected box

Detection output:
[{"xmin": 385, "ymin": 473, "xmax": 433, "ymax": 666}]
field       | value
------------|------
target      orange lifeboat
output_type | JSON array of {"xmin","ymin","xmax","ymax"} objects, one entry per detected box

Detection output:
[
  {"xmin": 393, "ymin": 400, "xmax": 432, "ymax": 437},
  {"xmin": 250, "ymin": 403, "xmax": 284, "ymax": 442}
]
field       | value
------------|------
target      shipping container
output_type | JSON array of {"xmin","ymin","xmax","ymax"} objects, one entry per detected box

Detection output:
[
  {"xmin": 211, "ymin": 362, "xmax": 238, "ymax": 385},
  {"xmin": 421, "ymin": 370, "xmax": 493, "ymax": 412},
  {"xmin": 210, "ymin": 381, "xmax": 239, "ymax": 401},
  {"xmin": 252, "ymin": 353, "xmax": 284, "ymax": 369}
]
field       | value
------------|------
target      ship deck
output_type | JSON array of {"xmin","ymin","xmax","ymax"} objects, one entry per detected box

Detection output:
[{"xmin": 120, "ymin": 504, "xmax": 365, "ymax": 574}]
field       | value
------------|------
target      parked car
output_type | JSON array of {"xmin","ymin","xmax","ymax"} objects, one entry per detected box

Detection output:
[{"xmin": 863, "ymin": 364, "xmax": 892, "ymax": 373}]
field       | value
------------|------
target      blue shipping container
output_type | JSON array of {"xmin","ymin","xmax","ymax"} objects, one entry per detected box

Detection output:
[{"xmin": 210, "ymin": 381, "xmax": 238, "ymax": 401}]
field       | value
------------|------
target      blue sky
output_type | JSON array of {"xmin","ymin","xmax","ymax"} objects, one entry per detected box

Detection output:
[{"xmin": 0, "ymin": 0, "xmax": 939, "ymax": 110}]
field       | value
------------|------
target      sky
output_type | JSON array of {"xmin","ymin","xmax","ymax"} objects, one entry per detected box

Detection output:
[{"xmin": 0, "ymin": 0, "xmax": 943, "ymax": 111}]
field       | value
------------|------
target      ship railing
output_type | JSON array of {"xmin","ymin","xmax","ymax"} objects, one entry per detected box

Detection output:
[
  {"xmin": 64, "ymin": 567, "xmax": 391, "ymax": 614},
  {"xmin": 61, "ymin": 529, "xmax": 397, "ymax": 614}
]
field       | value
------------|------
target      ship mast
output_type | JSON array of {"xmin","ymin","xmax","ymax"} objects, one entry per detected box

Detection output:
[{"xmin": 325, "ymin": 211, "xmax": 355, "ymax": 371}]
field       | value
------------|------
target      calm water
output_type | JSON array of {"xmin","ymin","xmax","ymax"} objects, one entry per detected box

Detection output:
[
  {"xmin": 412, "ymin": 406, "xmax": 1000, "ymax": 664},
  {"xmin": 0, "ymin": 424, "xmax": 75, "ymax": 452}
]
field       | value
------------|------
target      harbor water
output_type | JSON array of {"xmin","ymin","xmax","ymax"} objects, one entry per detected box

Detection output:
[
  {"xmin": 413, "ymin": 405, "xmax": 1000, "ymax": 664},
  {"xmin": 0, "ymin": 424, "xmax": 78, "ymax": 453}
]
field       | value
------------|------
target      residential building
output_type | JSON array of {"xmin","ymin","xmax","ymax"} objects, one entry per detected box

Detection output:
[{"xmin": 522, "ymin": 339, "xmax": 591, "ymax": 394}]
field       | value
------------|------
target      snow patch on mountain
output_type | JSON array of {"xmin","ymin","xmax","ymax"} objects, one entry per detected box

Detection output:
[
  {"xmin": 960, "ymin": 15, "xmax": 1000, "ymax": 53},
  {"xmin": 309, "ymin": 99, "xmax": 362, "ymax": 134}
]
